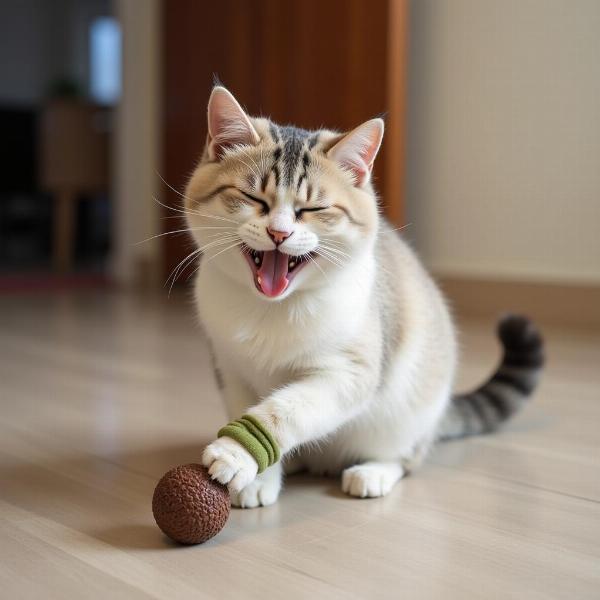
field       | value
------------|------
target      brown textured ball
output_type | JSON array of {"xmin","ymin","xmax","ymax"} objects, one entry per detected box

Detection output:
[{"xmin": 152, "ymin": 463, "xmax": 230, "ymax": 544}]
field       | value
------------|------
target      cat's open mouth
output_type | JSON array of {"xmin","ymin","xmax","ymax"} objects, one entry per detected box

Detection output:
[{"xmin": 243, "ymin": 248, "xmax": 312, "ymax": 297}]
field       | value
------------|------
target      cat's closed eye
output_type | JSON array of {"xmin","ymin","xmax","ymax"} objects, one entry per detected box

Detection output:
[
  {"xmin": 240, "ymin": 190, "xmax": 270, "ymax": 215},
  {"xmin": 295, "ymin": 206, "xmax": 329, "ymax": 219}
]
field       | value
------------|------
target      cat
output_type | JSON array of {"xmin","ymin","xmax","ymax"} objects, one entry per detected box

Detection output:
[{"xmin": 184, "ymin": 86, "xmax": 544, "ymax": 507}]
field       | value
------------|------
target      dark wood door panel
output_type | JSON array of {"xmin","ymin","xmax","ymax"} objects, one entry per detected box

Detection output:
[{"xmin": 162, "ymin": 0, "xmax": 406, "ymax": 279}]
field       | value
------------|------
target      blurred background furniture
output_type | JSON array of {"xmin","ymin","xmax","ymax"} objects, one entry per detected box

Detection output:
[{"xmin": 38, "ymin": 99, "xmax": 109, "ymax": 272}]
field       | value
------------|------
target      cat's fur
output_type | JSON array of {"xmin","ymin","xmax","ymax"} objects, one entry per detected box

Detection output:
[{"xmin": 185, "ymin": 87, "xmax": 544, "ymax": 507}]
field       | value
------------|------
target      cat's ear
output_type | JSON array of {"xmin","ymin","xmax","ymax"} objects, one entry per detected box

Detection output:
[
  {"xmin": 207, "ymin": 86, "xmax": 260, "ymax": 160},
  {"xmin": 327, "ymin": 118, "xmax": 384, "ymax": 187}
]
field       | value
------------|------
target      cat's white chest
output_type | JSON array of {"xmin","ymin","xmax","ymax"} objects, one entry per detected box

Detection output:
[{"xmin": 195, "ymin": 260, "xmax": 373, "ymax": 390}]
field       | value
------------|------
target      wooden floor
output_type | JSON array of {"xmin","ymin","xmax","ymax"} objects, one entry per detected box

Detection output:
[{"xmin": 1, "ymin": 291, "xmax": 598, "ymax": 599}]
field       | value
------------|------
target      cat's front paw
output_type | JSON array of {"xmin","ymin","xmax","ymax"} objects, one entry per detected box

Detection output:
[
  {"xmin": 341, "ymin": 463, "xmax": 404, "ymax": 498},
  {"xmin": 230, "ymin": 475, "xmax": 281, "ymax": 508},
  {"xmin": 202, "ymin": 437, "xmax": 258, "ymax": 493}
]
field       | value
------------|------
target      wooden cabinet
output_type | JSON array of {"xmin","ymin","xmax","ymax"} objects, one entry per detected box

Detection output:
[{"xmin": 162, "ymin": 0, "xmax": 407, "ymax": 278}]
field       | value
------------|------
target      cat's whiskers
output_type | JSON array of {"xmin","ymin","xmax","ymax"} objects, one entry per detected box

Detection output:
[
  {"xmin": 319, "ymin": 242, "xmax": 347, "ymax": 253},
  {"xmin": 165, "ymin": 234, "xmax": 241, "ymax": 295},
  {"xmin": 316, "ymin": 244, "xmax": 347, "ymax": 263},
  {"xmin": 156, "ymin": 172, "xmax": 244, "ymax": 225},
  {"xmin": 386, "ymin": 222, "xmax": 412, "ymax": 234},
  {"xmin": 157, "ymin": 171, "xmax": 190, "ymax": 201},
  {"xmin": 305, "ymin": 252, "xmax": 329, "ymax": 282},
  {"xmin": 157, "ymin": 172, "xmax": 223, "ymax": 214},
  {"xmin": 319, "ymin": 238, "xmax": 353, "ymax": 256},
  {"xmin": 186, "ymin": 209, "xmax": 241, "ymax": 225},
  {"xmin": 318, "ymin": 241, "xmax": 376, "ymax": 280},
  {"xmin": 135, "ymin": 225, "xmax": 236, "ymax": 245},
  {"xmin": 185, "ymin": 235, "xmax": 241, "ymax": 281},
  {"xmin": 318, "ymin": 244, "xmax": 351, "ymax": 260},
  {"xmin": 152, "ymin": 195, "xmax": 240, "ymax": 226},
  {"xmin": 314, "ymin": 248, "xmax": 345, "ymax": 269},
  {"xmin": 166, "ymin": 247, "xmax": 203, "ymax": 295},
  {"xmin": 319, "ymin": 237, "xmax": 347, "ymax": 248},
  {"xmin": 203, "ymin": 240, "xmax": 244, "ymax": 265},
  {"xmin": 313, "ymin": 249, "xmax": 373, "ymax": 293},
  {"xmin": 152, "ymin": 195, "xmax": 188, "ymax": 216},
  {"xmin": 206, "ymin": 231, "xmax": 239, "ymax": 239}
]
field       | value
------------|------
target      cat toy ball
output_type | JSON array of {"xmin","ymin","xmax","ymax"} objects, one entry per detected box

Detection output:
[{"xmin": 152, "ymin": 464, "xmax": 230, "ymax": 544}]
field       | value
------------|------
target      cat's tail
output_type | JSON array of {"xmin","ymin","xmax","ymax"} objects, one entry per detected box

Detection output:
[{"xmin": 438, "ymin": 314, "xmax": 545, "ymax": 441}]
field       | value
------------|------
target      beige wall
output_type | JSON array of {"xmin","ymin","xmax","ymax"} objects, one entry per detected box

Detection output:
[
  {"xmin": 407, "ymin": 0, "xmax": 600, "ymax": 284},
  {"xmin": 111, "ymin": 0, "xmax": 162, "ymax": 285}
]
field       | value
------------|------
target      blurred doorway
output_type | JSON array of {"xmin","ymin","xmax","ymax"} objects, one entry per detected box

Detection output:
[{"xmin": 0, "ymin": 0, "xmax": 120, "ymax": 290}]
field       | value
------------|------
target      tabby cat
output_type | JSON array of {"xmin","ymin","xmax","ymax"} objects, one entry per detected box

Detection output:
[{"xmin": 183, "ymin": 86, "xmax": 544, "ymax": 507}]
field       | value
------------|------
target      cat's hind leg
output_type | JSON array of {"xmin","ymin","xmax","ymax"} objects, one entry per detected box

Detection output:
[
  {"xmin": 341, "ymin": 461, "xmax": 405, "ymax": 498},
  {"xmin": 230, "ymin": 462, "xmax": 282, "ymax": 508}
]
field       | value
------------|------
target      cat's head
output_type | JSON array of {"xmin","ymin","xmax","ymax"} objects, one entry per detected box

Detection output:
[{"xmin": 185, "ymin": 86, "xmax": 383, "ymax": 300}]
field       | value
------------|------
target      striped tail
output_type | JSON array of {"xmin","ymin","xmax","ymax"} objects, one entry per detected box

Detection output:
[{"xmin": 439, "ymin": 315, "xmax": 545, "ymax": 441}]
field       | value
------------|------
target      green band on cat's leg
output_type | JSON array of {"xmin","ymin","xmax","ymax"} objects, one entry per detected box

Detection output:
[
  {"xmin": 218, "ymin": 422, "xmax": 269, "ymax": 472},
  {"xmin": 241, "ymin": 414, "xmax": 280, "ymax": 463},
  {"xmin": 237, "ymin": 417, "xmax": 275, "ymax": 465},
  {"xmin": 217, "ymin": 414, "xmax": 280, "ymax": 473}
]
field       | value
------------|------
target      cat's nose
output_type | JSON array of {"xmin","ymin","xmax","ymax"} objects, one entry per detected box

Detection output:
[{"xmin": 267, "ymin": 226, "xmax": 292, "ymax": 245}]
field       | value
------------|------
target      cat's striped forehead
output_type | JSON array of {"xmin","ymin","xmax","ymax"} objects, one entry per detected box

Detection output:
[
  {"xmin": 263, "ymin": 123, "xmax": 322, "ymax": 189},
  {"xmin": 267, "ymin": 124, "xmax": 320, "ymax": 186},
  {"xmin": 233, "ymin": 119, "xmax": 338, "ymax": 202}
]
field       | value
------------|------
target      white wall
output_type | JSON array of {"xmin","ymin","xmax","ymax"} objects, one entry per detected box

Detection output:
[{"xmin": 407, "ymin": 0, "xmax": 600, "ymax": 284}]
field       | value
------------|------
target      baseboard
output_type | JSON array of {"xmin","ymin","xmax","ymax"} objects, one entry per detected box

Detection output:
[{"xmin": 436, "ymin": 276, "xmax": 600, "ymax": 330}]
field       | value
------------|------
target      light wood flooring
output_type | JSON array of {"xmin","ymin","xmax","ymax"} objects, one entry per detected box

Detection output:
[{"xmin": 0, "ymin": 291, "xmax": 598, "ymax": 599}]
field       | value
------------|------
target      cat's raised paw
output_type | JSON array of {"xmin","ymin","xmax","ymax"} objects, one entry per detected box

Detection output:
[
  {"xmin": 341, "ymin": 462, "xmax": 404, "ymax": 498},
  {"xmin": 202, "ymin": 436, "xmax": 258, "ymax": 493}
]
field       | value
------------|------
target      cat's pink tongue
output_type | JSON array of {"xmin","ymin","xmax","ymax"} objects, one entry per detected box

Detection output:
[{"xmin": 258, "ymin": 250, "xmax": 289, "ymax": 297}]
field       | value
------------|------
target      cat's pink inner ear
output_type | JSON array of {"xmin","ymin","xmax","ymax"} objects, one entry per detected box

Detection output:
[
  {"xmin": 327, "ymin": 119, "xmax": 384, "ymax": 187},
  {"xmin": 207, "ymin": 87, "xmax": 260, "ymax": 160}
]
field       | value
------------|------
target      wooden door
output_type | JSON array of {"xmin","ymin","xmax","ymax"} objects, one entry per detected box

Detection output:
[{"xmin": 162, "ymin": 0, "xmax": 407, "ymax": 279}]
